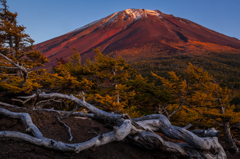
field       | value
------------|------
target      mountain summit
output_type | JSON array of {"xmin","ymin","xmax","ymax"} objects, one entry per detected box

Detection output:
[{"xmin": 35, "ymin": 9, "xmax": 240, "ymax": 67}]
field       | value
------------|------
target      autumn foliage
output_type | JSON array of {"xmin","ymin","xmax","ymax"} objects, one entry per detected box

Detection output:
[
  {"xmin": 1, "ymin": 0, "xmax": 240, "ymax": 152},
  {"xmin": 152, "ymin": 63, "xmax": 240, "ymax": 151}
]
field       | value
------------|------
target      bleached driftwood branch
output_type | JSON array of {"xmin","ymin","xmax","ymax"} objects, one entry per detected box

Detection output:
[
  {"xmin": 35, "ymin": 98, "xmax": 65, "ymax": 109},
  {"xmin": 13, "ymin": 91, "xmax": 227, "ymax": 158},
  {"xmin": 12, "ymin": 98, "xmax": 32, "ymax": 105},
  {"xmin": 183, "ymin": 123, "xmax": 192, "ymax": 129},
  {"xmin": 18, "ymin": 91, "xmax": 122, "ymax": 121},
  {"xmin": 191, "ymin": 127, "xmax": 220, "ymax": 137},
  {"xmin": 0, "ymin": 101, "xmax": 27, "ymax": 109},
  {"xmin": 0, "ymin": 107, "xmax": 43, "ymax": 138},
  {"xmin": 0, "ymin": 113, "xmax": 131, "ymax": 153},
  {"xmin": 0, "ymin": 101, "xmax": 94, "ymax": 118}
]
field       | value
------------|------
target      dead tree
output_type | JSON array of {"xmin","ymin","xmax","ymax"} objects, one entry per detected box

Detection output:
[{"xmin": 0, "ymin": 91, "xmax": 227, "ymax": 158}]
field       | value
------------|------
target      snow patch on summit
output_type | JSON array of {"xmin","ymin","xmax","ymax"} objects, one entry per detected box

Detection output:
[
  {"xmin": 100, "ymin": 11, "xmax": 122, "ymax": 27},
  {"xmin": 124, "ymin": 9, "xmax": 163, "ymax": 20}
]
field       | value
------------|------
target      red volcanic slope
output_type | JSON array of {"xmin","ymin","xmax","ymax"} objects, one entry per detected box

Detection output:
[{"xmin": 35, "ymin": 9, "xmax": 240, "ymax": 67}]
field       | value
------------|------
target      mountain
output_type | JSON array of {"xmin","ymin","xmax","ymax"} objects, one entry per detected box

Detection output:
[{"xmin": 34, "ymin": 9, "xmax": 240, "ymax": 67}]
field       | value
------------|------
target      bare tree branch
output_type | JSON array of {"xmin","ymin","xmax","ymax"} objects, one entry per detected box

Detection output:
[
  {"xmin": 0, "ymin": 53, "xmax": 29, "ymax": 86},
  {"xmin": 12, "ymin": 98, "xmax": 32, "ymax": 104},
  {"xmin": 183, "ymin": 123, "xmax": 192, "ymax": 129},
  {"xmin": 0, "ymin": 107, "xmax": 132, "ymax": 153},
  {"xmin": 35, "ymin": 98, "xmax": 63, "ymax": 109},
  {"xmin": 19, "ymin": 91, "xmax": 122, "ymax": 121},
  {"xmin": 55, "ymin": 114, "xmax": 73, "ymax": 141},
  {"xmin": 168, "ymin": 100, "xmax": 185, "ymax": 118},
  {"xmin": 0, "ymin": 101, "xmax": 94, "ymax": 118},
  {"xmin": 0, "ymin": 101, "xmax": 27, "ymax": 109},
  {"xmin": 18, "ymin": 93, "xmax": 37, "ymax": 99},
  {"xmin": 191, "ymin": 128, "xmax": 220, "ymax": 137},
  {"xmin": 61, "ymin": 103, "xmax": 81, "ymax": 119},
  {"xmin": 0, "ymin": 66, "xmax": 19, "ymax": 69},
  {"xmin": 0, "ymin": 107, "xmax": 43, "ymax": 138}
]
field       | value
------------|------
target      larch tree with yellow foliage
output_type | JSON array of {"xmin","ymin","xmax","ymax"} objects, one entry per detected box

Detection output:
[
  {"xmin": 0, "ymin": 0, "xmax": 48, "ymax": 93},
  {"xmin": 152, "ymin": 62, "xmax": 240, "ymax": 153},
  {"xmin": 47, "ymin": 48, "xmax": 137, "ymax": 115},
  {"xmin": 126, "ymin": 74, "xmax": 171, "ymax": 115},
  {"xmin": 84, "ymin": 48, "xmax": 136, "ymax": 113},
  {"xmin": 151, "ymin": 70, "xmax": 188, "ymax": 120}
]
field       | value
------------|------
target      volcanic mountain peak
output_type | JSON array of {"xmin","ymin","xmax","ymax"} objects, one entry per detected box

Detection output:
[
  {"xmin": 35, "ymin": 8, "xmax": 240, "ymax": 68},
  {"xmin": 72, "ymin": 9, "xmax": 162, "ymax": 33}
]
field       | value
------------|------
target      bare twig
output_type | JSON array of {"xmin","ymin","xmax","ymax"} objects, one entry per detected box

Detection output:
[
  {"xmin": 191, "ymin": 128, "xmax": 221, "ymax": 137},
  {"xmin": 61, "ymin": 103, "xmax": 81, "ymax": 119},
  {"xmin": 168, "ymin": 100, "xmax": 185, "ymax": 118},
  {"xmin": 88, "ymin": 131, "xmax": 99, "ymax": 135},
  {"xmin": 0, "ymin": 66, "xmax": 19, "ymax": 69},
  {"xmin": 35, "ymin": 98, "xmax": 63, "ymax": 109},
  {"xmin": 12, "ymin": 98, "xmax": 32, "ymax": 104},
  {"xmin": 55, "ymin": 114, "xmax": 73, "ymax": 141},
  {"xmin": 0, "ymin": 101, "xmax": 27, "ymax": 109},
  {"xmin": 183, "ymin": 123, "xmax": 192, "ymax": 130}
]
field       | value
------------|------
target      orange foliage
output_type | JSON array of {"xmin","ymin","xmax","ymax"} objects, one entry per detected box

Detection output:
[
  {"xmin": 109, "ymin": 40, "xmax": 239, "ymax": 63},
  {"xmin": 161, "ymin": 40, "xmax": 238, "ymax": 54},
  {"xmin": 109, "ymin": 43, "xmax": 166, "ymax": 62}
]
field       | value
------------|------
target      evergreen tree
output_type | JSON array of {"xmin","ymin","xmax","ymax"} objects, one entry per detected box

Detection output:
[
  {"xmin": 152, "ymin": 62, "xmax": 240, "ymax": 152},
  {"xmin": 0, "ymin": 0, "xmax": 48, "ymax": 92},
  {"xmin": 85, "ymin": 48, "xmax": 136, "ymax": 113},
  {"xmin": 0, "ymin": 0, "xmax": 33, "ymax": 58},
  {"xmin": 127, "ymin": 74, "xmax": 171, "ymax": 115},
  {"xmin": 48, "ymin": 48, "xmax": 138, "ymax": 115}
]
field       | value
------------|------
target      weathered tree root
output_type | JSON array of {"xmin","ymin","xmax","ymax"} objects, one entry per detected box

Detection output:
[
  {"xmin": 0, "ymin": 118, "xmax": 131, "ymax": 153},
  {"xmin": 0, "ymin": 92, "xmax": 227, "ymax": 158},
  {"xmin": 191, "ymin": 128, "xmax": 220, "ymax": 137},
  {"xmin": 0, "ymin": 107, "xmax": 43, "ymax": 139},
  {"xmin": 55, "ymin": 114, "xmax": 73, "ymax": 141},
  {"xmin": 133, "ymin": 115, "xmax": 226, "ymax": 158},
  {"xmin": 0, "ymin": 101, "xmax": 94, "ymax": 118}
]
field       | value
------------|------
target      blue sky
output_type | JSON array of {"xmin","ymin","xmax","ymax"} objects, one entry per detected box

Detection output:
[{"xmin": 7, "ymin": 0, "xmax": 240, "ymax": 44}]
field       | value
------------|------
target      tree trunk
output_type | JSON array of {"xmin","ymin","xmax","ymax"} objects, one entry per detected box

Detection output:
[{"xmin": 220, "ymin": 106, "xmax": 239, "ymax": 153}]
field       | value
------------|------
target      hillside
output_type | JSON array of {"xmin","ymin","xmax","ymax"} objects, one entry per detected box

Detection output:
[{"xmin": 130, "ymin": 51, "xmax": 240, "ymax": 89}]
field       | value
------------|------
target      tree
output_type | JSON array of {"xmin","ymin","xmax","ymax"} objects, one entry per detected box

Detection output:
[
  {"xmin": 0, "ymin": 0, "xmax": 48, "ymax": 92},
  {"xmin": 49, "ymin": 48, "xmax": 137, "ymax": 114},
  {"xmin": 0, "ymin": 0, "xmax": 33, "ymax": 58},
  {"xmin": 152, "ymin": 62, "xmax": 240, "ymax": 153},
  {"xmin": 126, "ymin": 74, "xmax": 171, "ymax": 115},
  {"xmin": 84, "ymin": 48, "xmax": 137, "ymax": 113},
  {"xmin": 151, "ymin": 71, "xmax": 188, "ymax": 120}
]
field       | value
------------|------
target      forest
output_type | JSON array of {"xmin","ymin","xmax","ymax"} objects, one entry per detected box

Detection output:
[{"xmin": 0, "ymin": 0, "xmax": 240, "ymax": 158}]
